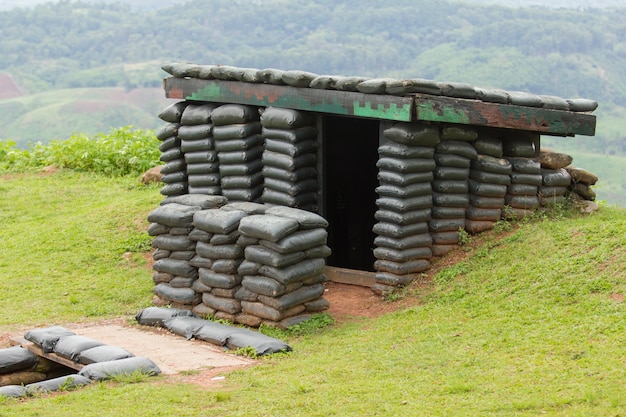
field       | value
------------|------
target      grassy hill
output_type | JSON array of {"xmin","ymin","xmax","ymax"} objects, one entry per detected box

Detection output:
[{"xmin": 1, "ymin": 171, "xmax": 625, "ymax": 415}]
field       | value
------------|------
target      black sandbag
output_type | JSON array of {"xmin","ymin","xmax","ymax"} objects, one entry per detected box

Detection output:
[
  {"xmin": 161, "ymin": 171, "xmax": 187, "ymax": 185},
  {"xmin": 262, "ymin": 208, "xmax": 326, "ymax": 231},
  {"xmin": 431, "ymin": 230, "xmax": 460, "ymax": 245},
  {"xmin": 430, "ymin": 206, "xmax": 467, "ymax": 219},
  {"xmin": 469, "ymin": 195, "xmax": 505, "ymax": 209},
  {"xmin": 507, "ymin": 183, "xmax": 538, "ymax": 196},
  {"xmin": 510, "ymin": 172, "xmax": 543, "ymax": 186},
  {"xmin": 205, "ymin": 259, "xmax": 239, "ymax": 275},
  {"xmin": 163, "ymin": 316, "xmax": 212, "ymax": 340},
  {"xmin": 218, "ymin": 147, "xmax": 264, "ymax": 164},
  {"xmin": 260, "ymin": 258, "xmax": 326, "ymax": 285},
  {"xmin": 383, "ymin": 123, "xmax": 440, "ymax": 147},
  {"xmin": 465, "ymin": 219, "xmax": 496, "ymax": 234},
  {"xmin": 507, "ymin": 157, "xmax": 541, "ymax": 174},
  {"xmin": 264, "ymin": 178, "xmax": 317, "ymax": 196},
  {"xmin": 469, "ymin": 170, "xmax": 511, "ymax": 185},
  {"xmin": 181, "ymin": 103, "xmax": 218, "ymax": 125},
  {"xmin": 25, "ymin": 374, "xmax": 91, "ymax": 394},
  {"xmin": 178, "ymin": 124, "xmax": 213, "ymax": 141},
  {"xmin": 211, "ymin": 104, "xmax": 259, "ymax": 126},
  {"xmin": 78, "ymin": 346, "xmax": 134, "ymax": 365},
  {"xmin": 223, "ymin": 187, "xmax": 264, "ymax": 203},
  {"xmin": 378, "ymin": 144, "xmax": 435, "ymax": 159},
  {"xmin": 474, "ymin": 136, "xmax": 503, "ymax": 157},
  {"xmin": 262, "ymin": 165, "xmax": 317, "ymax": 183},
  {"xmin": 540, "ymin": 195, "xmax": 567, "ymax": 207},
  {"xmin": 260, "ymin": 107, "xmax": 316, "ymax": 129},
  {"xmin": 265, "ymin": 139, "xmax": 318, "ymax": 157},
  {"xmin": 471, "ymin": 155, "xmax": 512, "ymax": 175},
  {"xmin": 435, "ymin": 140, "xmax": 477, "ymax": 159},
  {"xmin": 148, "ymin": 203, "xmax": 200, "ymax": 228},
  {"xmin": 160, "ymin": 148, "xmax": 183, "ymax": 163},
  {"xmin": 262, "ymin": 151, "xmax": 316, "ymax": 171},
  {"xmin": 79, "ymin": 357, "xmax": 161, "ymax": 381},
  {"xmin": 466, "ymin": 206, "xmax": 502, "ymax": 221},
  {"xmin": 258, "ymin": 283, "xmax": 324, "ymax": 311},
  {"xmin": 433, "ymin": 166, "xmax": 470, "ymax": 181},
  {"xmin": 281, "ymin": 70, "xmax": 319, "ymax": 88},
  {"xmin": 431, "ymin": 180, "xmax": 469, "ymax": 194},
  {"xmin": 468, "ymin": 180, "xmax": 508, "ymax": 197},
  {"xmin": 441, "ymin": 126, "xmax": 478, "ymax": 142},
  {"xmin": 235, "ymin": 285, "xmax": 259, "ymax": 301},
  {"xmin": 434, "ymin": 153, "xmax": 472, "ymax": 168},
  {"xmin": 153, "ymin": 283, "xmax": 200, "ymax": 305},
  {"xmin": 152, "ymin": 235, "xmax": 196, "ymax": 252},
  {"xmin": 432, "ymin": 192, "xmax": 470, "ymax": 208},
  {"xmin": 202, "ymin": 293, "xmax": 241, "ymax": 315},
  {"xmin": 54, "ymin": 336, "xmax": 105, "ymax": 362},
  {"xmin": 213, "ymin": 123, "xmax": 262, "ymax": 140},
  {"xmin": 181, "ymin": 139, "xmax": 215, "ymax": 154},
  {"xmin": 505, "ymin": 195, "xmax": 540, "ymax": 209},
  {"xmin": 376, "ymin": 195, "xmax": 433, "ymax": 212},
  {"xmin": 377, "ymin": 170, "xmax": 434, "ymax": 186},
  {"xmin": 149, "ymin": 223, "xmax": 170, "ymax": 237},
  {"xmin": 192, "ymin": 320, "xmax": 236, "ymax": 346},
  {"xmin": 376, "ymin": 182, "xmax": 432, "ymax": 198},
  {"xmin": 196, "ymin": 242, "xmax": 243, "ymax": 260},
  {"xmin": 428, "ymin": 218, "xmax": 466, "ymax": 232},
  {"xmin": 376, "ymin": 157, "xmax": 437, "ymax": 173},
  {"xmin": 262, "ymin": 126, "xmax": 318, "ymax": 143},
  {"xmin": 372, "ymin": 221, "xmax": 429, "ymax": 239},
  {"xmin": 156, "ymin": 123, "xmax": 180, "ymax": 141},
  {"xmin": 135, "ymin": 306, "xmax": 196, "ymax": 327},
  {"xmin": 209, "ymin": 231, "xmax": 240, "ymax": 245},
  {"xmin": 374, "ymin": 233, "xmax": 432, "ymax": 250},
  {"xmin": 199, "ymin": 269, "xmax": 242, "ymax": 289},
  {"xmin": 0, "ymin": 385, "xmax": 27, "ymax": 398},
  {"xmin": 374, "ymin": 246, "xmax": 432, "ymax": 262},
  {"xmin": 242, "ymin": 276, "xmax": 291, "ymax": 297},
  {"xmin": 259, "ymin": 228, "xmax": 327, "ymax": 254},
  {"xmin": 374, "ymin": 258, "xmax": 431, "ymax": 274},
  {"xmin": 221, "ymin": 173, "xmax": 264, "ymax": 189},
  {"xmin": 0, "ymin": 346, "xmax": 38, "ymax": 374},
  {"xmin": 375, "ymin": 272, "xmax": 416, "ymax": 287},
  {"xmin": 219, "ymin": 161, "xmax": 263, "ymax": 177},
  {"xmin": 542, "ymin": 168, "xmax": 572, "ymax": 187},
  {"xmin": 193, "ymin": 209, "xmax": 247, "ymax": 234},
  {"xmin": 245, "ymin": 245, "xmax": 305, "ymax": 268},
  {"xmin": 160, "ymin": 159, "xmax": 186, "ymax": 175},
  {"xmin": 153, "ymin": 258, "xmax": 197, "ymax": 278},
  {"xmin": 374, "ymin": 208, "xmax": 432, "ymax": 225},
  {"xmin": 24, "ymin": 326, "xmax": 77, "ymax": 353},
  {"xmin": 239, "ymin": 214, "xmax": 300, "ymax": 242},
  {"xmin": 169, "ymin": 276, "xmax": 196, "ymax": 288},
  {"xmin": 226, "ymin": 328, "xmax": 291, "ymax": 356},
  {"xmin": 538, "ymin": 186, "xmax": 568, "ymax": 198},
  {"xmin": 188, "ymin": 174, "xmax": 221, "ymax": 188},
  {"xmin": 215, "ymin": 135, "xmax": 264, "ymax": 152},
  {"xmin": 160, "ymin": 182, "xmax": 188, "ymax": 197},
  {"xmin": 502, "ymin": 137, "xmax": 536, "ymax": 157},
  {"xmin": 159, "ymin": 137, "xmax": 182, "ymax": 153},
  {"xmin": 159, "ymin": 101, "xmax": 188, "ymax": 123}
]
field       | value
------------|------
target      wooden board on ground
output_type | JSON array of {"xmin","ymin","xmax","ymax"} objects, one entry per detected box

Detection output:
[
  {"xmin": 325, "ymin": 266, "xmax": 376, "ymax": 288},
  {"xmin": 10, "ymin": 336, "xmax": 83, "ymax": 371}
]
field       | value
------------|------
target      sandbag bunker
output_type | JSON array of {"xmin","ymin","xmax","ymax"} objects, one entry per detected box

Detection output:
[{"xmin": 153, "ymin": 62, "xmax": 598, "ymax": 298}]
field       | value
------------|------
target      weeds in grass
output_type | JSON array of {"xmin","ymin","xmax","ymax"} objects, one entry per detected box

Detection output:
[
  {"xmin": 233, "ymin": 346, "xmax": 259, "ymax": 359},
  {"xmin": 382, "ymin": 286, "xmax": 409, "ymax": 302},
  {"xmin": 457, "ymin": 227, "xmax": 471, "ymax": 247},
  {"xmin": 109, "ymin": 370, "xmax": 154, "ymax": 384},
  {"xmin": 259, "ymin": 313, "xmax": 335, "ymax": 340}
]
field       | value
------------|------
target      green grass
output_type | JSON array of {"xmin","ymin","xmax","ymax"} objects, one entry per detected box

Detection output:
[{"xmin": 1, "ymin": 172, "xmax": 625, "ymax": 416}]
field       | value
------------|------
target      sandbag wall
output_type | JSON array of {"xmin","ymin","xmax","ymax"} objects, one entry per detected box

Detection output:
[{"xmin": 148, "ymin": 199, "xmax": 330, "ymax": 328}]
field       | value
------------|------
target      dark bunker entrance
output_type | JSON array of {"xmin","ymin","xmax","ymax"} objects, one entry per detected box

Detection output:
[{"xmin": 322, "ymin": 115, "xmax": 379, "ymax": 272}]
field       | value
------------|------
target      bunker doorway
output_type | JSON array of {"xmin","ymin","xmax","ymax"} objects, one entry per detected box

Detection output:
[{"xmin": 322, "ymin": 115, "xmax": 379, "ymax": 272}]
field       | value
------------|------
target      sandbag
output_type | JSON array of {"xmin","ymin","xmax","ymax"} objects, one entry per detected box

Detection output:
[
  {"xmin": 259, "ymin": 228, "xmax": 328, "ymax": 254},
  {"xmin": 265, "ymin": 139, "xmax": 318, "ymax": 158},
  {"xmin": 430, "ymin": 206, "xmax": 467, "ymax": 219},
  {"xmin": 374, "ymin": 208, "xmax": 432, "ymax": 225},
  {"xmin": 376, "ymin": 170, "xmax": 433, "ymax": 186},
  {"xmin": 25, "ymin": 374, "xmax": 91, "ymax": 394},
  {"xmin": 160, "ymin": 182, "xmax": 188, "ymax": 197},
  {"xmin": 260, "ymin": 258, "xmax": 326, "ymax": 285},
  {"xmin": 510, "ymin": 172, "xmax": 543, "ymax": 186},
  {"xmin": 159, "ymin": 101, "xmax": 188, "ymax": 123},
  {"xmin": 239, "ymin": 215, "xmax": 300, "ymax": 242},
  {"xmin": 507, "ymin": 157, "xmax": 541, "ymax": 174},
  {"xmin": 440, "ymin": 82, "xmax": 477, "ymax": 99},
  {"xmin": 502, "ymin": 137, "xmax": 536, "ymax": 157},
  {"xmin": 375, "ymin": 272, "xmax": 416, "ymax": 287},
  {"xmin": 262, "ymin": 151, "xmax": 316, "ymax": 171},
  {"xmin": 218, "ymin": 147, "xmax": 264, "ymax": 164},
  {"xmin": 374, "ymin": 233, "xmax": 432, "ymax": 250},
  {"xmin": 54, "ymin": 336, "xmax": 105, "ymax": 362},
  {"xmin": 192, "ymin": 321, "xmax": 237, "ymax": 346},
  {"xmin": 507, "ymin": 184, "xmax": 538, "ymax": 196},
  {"xmin": 0, "ymin": 385, "xmax": 27, "ymax": 398},
  {"xmin": 264, "ymin": 178, "xmax": 317, "ymax": 196},
  {"xmin": 374, "ymin": 259, "xmax": 431, "ymax": 274},
  {"xmin": 434, "ymin": 153, "xmax": 472, "ymax": 168},
  {"xmin": 0, "ymin": 346, "xmax": 38, "ymax": 374},
  {"xmin": 163, "ymin": 316, "xmax": 211, "ymax": 340},
  {"xmin": 475, "ymin": 88, "xmax": 509, "ymax": 104},
  {"xmin": 372, "ymin": 221, "xmax": 429, "ymax": 239},
  {"xmin": 538, "ymin": 186, "xmax": 568, "ymax": 198},
  {"xmin": 376, "ymin": 195, "xmax": 433, "ymax": 212},
  {"xmin": 181, "ymin": 103, "xmax": 218, "ymax": 125},
  {"xmin": 433, "ymin": 166, "xmax": 470, "ymax": 180},
  {"xmin": 226, "ymin": 328, "xmax": 292, "ymax": 356},
  {"xmin": 78, "ymin": 346, "xmax": 134, "ymax": 365},
  {"xmin": 469, "ymin": 170, "xmax": 511, "ymax": 185},
  {"xmin": 383, "ymin": 123, "xmax": 440, "ymax": 147},
  {"xmin": 281, "ymin": 70, "xmax": 319, "ymax": 88},
  {"xmin": 161, "ymin": 171, "xmax": 187, "ymax": 185},
  {"xmin": 153, "ymin": 284, "xmax": 200, "ymax": 305},
  {"xmin": 356, "ymin": 77, "xmax": 395, "ymax": 94},
  {"xmin": 148, "ymin": 203, "xmax": 200, "ymax": 228},
  {"xmin": 468, "ymin": 180, "xmax": 508, "ymax": 197},
  {"xmin": 221, "ymin": 173, "xmax": 264, "ymax": 189},
  {"xmin": 210, "ymin": 104, "xmax": 259, "ymax": 126},
  {"xmin": 153, "ymin": 258, "xmax": 197, "ymax": 278},
  {"xmin": 178, "ymin": 124, "xmax": 213, "ymax": 141},
  {"xmin": 245, "ymin": 245, "xmax": 305, "ymax": 268},
  {"xmin": 431, "ymin": 180, "xmax": 469, "ymax": 194},
  {"xmin": 213, "ymin": 123, "xmax": 261, "ymax": 141},
  {"xmin": 181, "ymin": 139, "xmax": 216, "ymax": 154},
  {"xmin": 441, "ymin": 126, "xmax": 478, "ymax": 142},
  {"xmin": 471, "ymin": 155, "xmax": 512, "ymax": 175},
  {"xmin": 375, "ymin": 182, "xmax": 433, "ymax": 198},
  {"xmin": 202, "ymin": 293, "xmax": 242, "ymax": 315},
  {"xmin": 152, "ymin": 235, "xmax": 196, "ymax": 252},
  {"xmin": 385, "ymin": 78, "xmax": 441, "ymax": 95},
  {"xmin": 474, "ymin": 136, "xmax": 503, "ymax": 157},
  {"xmin": 262, "ymin": 126, "xmax": 318, "ymax": 143},
  {"xmin": 159, "ymin": 136, "xmax": 181, "ymax": 153},
  {"xmin": 465, "ymin": 219, "xmax": 496, "ymax": 234},
  {"xmin": 135, "ymin": 306, "xmax": 196, "ymax": 327},
  {"xmin": 428, "ymin": 218, "xmax": 466, "ymax": 232},
  {"xmin": 156, "ymin": 123, "xmax": 179, "ymax": 141},
  {"xmin": 242, "ymin": 276, "xmax": 295, "ymax": 297},
  {"xmin": 334, "ymin": 76, "xmax": 371, "ymax": 91},
  {"xmin": 431, "ymin": 230, "xmax": 460, "ymax": 245},
  {"xmin": 199, "ymin": 269, "xmax": 242, "ymax": 289},
  {"xmin": 378, "ymin": 144, "xmax": 435, "ymax": 159},
  {"xmin": 373, "ymin": 246, "xmax": 432, "ymax": 262},
  {"xmin": 210, "ymin": 231, "xmax": 240, "ymax": 245},
  {"xmin": 542, "ymin": 168, "xmax": 572, "ymax": 187},
  {"xmin": 188, "ymin": 174, "xmax": 221, "ymax": 187},
  {"xmin": 159, "ymin": 159, "xmax": 186, "ymax": 175},
  {"xmin": 79, "ymin": 357, "xmax": 161, "ymax": 381},
  {"xmin": 261, "ymin": 107, "xmax": 315, "ymax": 129},
  {"xmin": 469, "ymin": 195, "xmax": 505, "ymax": 209},
  {"xmin": 222, "ymin": 187, "xmax": 264, "ymax": 203},
  {"xmin": 376, "ymin": 157, "xmax": 436, "ymax": 174},
  {"xmin": 160, "ymin": 148, "xmax": 183, "ymax": 163},
  {"xmin": 262, "ymin": 165, "xmax": 317, "ymax": 183},
  {"xmin": 505, "ymin": 195, "xmax": 540, "ymax": 209},
  {"xmin": 193, "ymin": 209, "xmax": 247, "ymax": 234},
  {"xmin": 24, "ymin": 326, "xmax": 76, "ymax": 353},
  {"xmin": 432, "ymin": 193, "xmax": 470, "ymax": 208},
  {"xmin": 435, "ymin": 140, "xmax": 477, "ymax": 159},
  {"xmin": 257, "ymin": 284, "xmax": 324, "ymax": 311},
  {"xmin": 466, "ymin": 206, "xmax": 502, "ymax": 221}
]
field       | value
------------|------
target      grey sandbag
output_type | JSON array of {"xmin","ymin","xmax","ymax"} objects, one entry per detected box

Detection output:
[
  {"xmin": 374, "ymin": 233, "xmax": 432, "ymax": 250},
  {"xmin": 262, "ymin": 151, "xmax": 316, "ymax": 171},
  {"xmin": 192, "ymin": 320, "xmax": 237, "ymax": 346},
  {"xmin": 376, "ymin": 157, "xmax": 437, "ymax": 173},
  {"xmin": 159, "ymin": 137, "xmax": 181, "ymax": 153},
  {"xmin": 181, "ymin": 138, "xmax": 215, "ymax": 153},
  {"xmin": 153, "ymin": 258, "xmax": 197, "ymax": 278},
  {"xmin": 435, "ymin": 140, "xmax": 477, "ymax": 159},
  {"xmin": 199, "ymin": 269, "xmax": 242, "ymax": 289},
  {"xmin": 156, "ymin": 123, "xmax": 179, "ymax": 141},
  {"xmin": 374, "ymin": 259, "xmax": 431, "ymax": 274},
  {"xmin": 433, "ymin": 166, "xmax": 470, "ymax": 181},
  {"xmin": 434, "ymin": 153, "xmax": 472, "ymax": 169},
  {"xmin": 24, "ymin": 326, "xmax": 76, "ymax": 353},
  {"xmin": 161, "ymin": 171, "xmax": 187, "ymax": 185},
  {"xmin": 385, "ymin": 78, "xmax": 441, "ymax": 95},
  {"xmin": 160, "ymin": 148, "xmax": 183, "ymax": 162},
  {"xmin": 159, "ymin": 159, "xmax": 186, "ymax": 175},
  {"xmin": 261, "ymin": 107, "xmax": 315, "ymax": 129},
  {"xmin": 54, "ymin": 336, "xmax": 106, "ymax": 362},
  {"xmin": 222, "ymin": 202, "xmax": 267, "ymax": 214},
  {"xmin": 152, "ymin": 235, "xmax": 196, "ymax": 252},
  {"xmin": 471, "ymin": 155, "xmax": 513, "ymax": 175},
  {"xmin": 184, "ymin": 152, "xmax": 219, "ymax": 165},
  {"xmin": 542, "ymin": 168, "xmax": 572, "ymax": 187},
  {"xmin": 188, "ymin": 176, "xmax": 221, "ymax": 189},
  {"xmin": 160, "ymin": 182, "xmax": 187, "ymax": 197},
  {"xmin": 431, "ymin": 230, "xmax": 460, "ymax": 245},
  {"xmin": 25, "ymin": 374, "xmax": 92, "ymax": 394},
  {"xmin": 281, "ymin": 70, "xmax": 319, "ymax": 88},
  {"xmin": 309, "ymin": 74, "xmax": 339, "ymax": 89},
  {"xmin": 507, "ymin": 157, "xmax": 541, "ymax": 174},
  {"xmin": 428, "ymin": 218, "xmax": 466, "ymax": 232},
  {"xmin": 0, "ymin": 346, "xmax": 38, "ymax": 374},
  {"xmin": 507, "ymin": 91, "xmax": 543, "ymax": 107},
  {"xmin": 226, "ymin": 328, "xmax": 291, "ymax": 356},
  {"xmin": 260, "ymin": 258, "xmax": 326, "ymax": 285},
  {"xmin": 264, "ymin": 138, "xmax": 318, "ymax": 158},
  {"xmin": 178, "ymin": 124, "xmax": 213, "ymax": 141},
  {"xmin": 378, "ymin": 144, "xmax": 435, "ymax": 159},
  {"xmin": 219, "ymin": 161, "xmax": 263, "ymax": 176},
  {"xmin": 196, "ymin": 242, "xmax": 243, "ymax": 260},
  {"xmin": 159, "ymin": 101, "xmax": 188, "ymax": 123},
  {"xmin": 377, "ymin": 170, "xmax": 433, "ymax": 186},
  {"xmin": 441, "ymin": 126, "xmax": 478, "ymax": 142},
  {"xmin": 210, "ymin": 258, "xmax": 241, "ymax": 274},
  {"xmin": 245, "ymin": 245, "xmax": 305, "ymax": 268},
  {"xmin": 430, "ymin": 206, "xmax": 467, "ymax": 219},
  {"xmin": 202, "ymin": 293, "xmax": 241, "ymax": 315},
  {"xmin": 262, "ymin": 189, "xmax": 317, "ymax": 208},
  {"xmin": 148, "ymin": 203, "xmax": 199, "ymax": 228},
  {"xmin": 161, "ymin": 194, "xmax": 227, "ymax": 209},
  {"xmin": 262, "ymin": 165, "xmax": 317, "ymax": 182},
  {"xmin": 356, "ymin": 77, "xmax": 395, "ymax": 94},
  {"xmin": 221, "ymin": 173, "xmax": 264, "ymax": 189},
  {"xmin": 431, "ymin": 180, "xmax": 469, "ymax": 194},
  {"xmin": 469, "ymin": 170, "xmax": 511, "ymax": 185},
  {"xmin": 264, "ymin": 178, "xmax": 317, "ymax": 196},
  {"xmin": 468, "ymin": 180, "xmax": 508, "ymax": 197},
  {"xmin": 238, "ymin": 260, "xmax": 261, "ymax": 276},
  {"xmin": 213, "ymin": 123, "xmax": 262, "ymax": 140},
  {"xmin": 242, "ymin": 275, "xmax": 293, "ymax": 297},
  {"xmin": 474, "ymin": 136, "xmax": 503, "ymax": 157},
  {"xmin": 334, "ymin": 76, "xmax": 371, "ymax": 91},
  {"xmin": 163, "ymin": 316, "xmax": 212, "ymax": 340},
  {"xmin": 439, "ymin": 82, "xmax": 477, "ymax": 99},
  {"xmin": 374, "ymin": 208, "xmax": 432, "ymax": 225},
  {"xmin": 538, "ymin": 186, "xmax": 568, "ymax": 198},
  {"xmin": 258, "ymin": 283, "xmax": 324, "ymax": 311},
  {"xmin": 210, "ymin": 104, "xmax": 259, "ymax": 126},
  {"xmin": 505, "ymin": 195, "xmax": 540, "ymax": 209},
  {"xmin": 507, "ymin": 184, "xmax": 538, "ymax": 196},
  {"xmin": 193, "ymin": 209, "xmax": 247, "ymax": 234},
  {"xmin": 239, "ymin": 214, "xmax": 300, "ymax": 242},
  {"xmin": 79, "ymin": 357, "xmax": 161, "ymax": 381},
  {"xmin": 181, "ymin": 103, "xmax": 218, "ymax": 125},
  {"xmin": 469, "ymin": 195, "xmax": 505, "ymax": 209},
  {"xmin": 376, "ymin": 195, "xmax": 433, "ymax": 212},
  {"xmin": 210, "ymin": 231, "xmax": 240, "ymax": 245},
  {"xmin": 475, "ymin": 88, "xmax": 509, "ymax": 104},
  {"xmin": 566, "ymin": 98, "xmax": 598, "ymax": 112},
  {"xmin": 0, "ymin": 385, "xmax": 26, "ymax": 398},
  {"xmin": 466, "ymin": 206, "xmax": 502, "ymax": 221},
  {"xmin": 135, "ymin": 307, "xmax": 196, "ymax": 327},
  {"xmin": 260, "ymin": 228, "xmax": 328, "ymax": 254},
  {"xmin": 214, "ymin": 135, "xmax": 264, "ymax": 152},
  {"xmin": 262, "ymin": 126, "xmax": 318, "ymax": 143},
  {"xmin": 264, "ymin": 206, "xmax": 328, "ymax": 229},
  {"xmin": 373, "ymin": 221, "xmax": 429, "ymax": 239},
  {"xmin": 78, "ymin": 346, "xmax": 135, "ymax": 365},
  {"xmin": 153, "ymin": 283, "xmax": 200, "ymax": 305},
  {"xmin": 502, "ymin": 137, "xmax": 536, "ymax": 157},
  {"xmin": 373, "ymin": 246, "xmax": 432, "ymax": 262},
  {"xmin": 375, "ymin": 272, "xmax": 415, "ymax": 287},
  {"xmin": 383, "ymin": 123, "xmax": 440, "ymax": 147},
  {"xmin": 376, "ymin": 182, "xmax": 433, "ymax": 198},
  {"xmin": 510, "ymin": 172, "xmax": 543, "ymax": 186},
  {"xmin": 218, "ymin": 147, "xmax": 264, "ymax": 164},
  {"xmin": 257, "ymin": 68, "xmax": 287, "ymax": 85},
  {"xmin": 223, "ymin": 187, "xmax": 264, "ymax": 203}
]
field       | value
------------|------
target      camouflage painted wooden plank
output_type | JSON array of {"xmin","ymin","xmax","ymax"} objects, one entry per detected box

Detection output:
[
  {"xmin": 164, "ymin": 78, "xmax": 413, "ymax": 122},
  {"xmin": 414, "ymin": 95, "xmax": 596, "ymax": 137}
]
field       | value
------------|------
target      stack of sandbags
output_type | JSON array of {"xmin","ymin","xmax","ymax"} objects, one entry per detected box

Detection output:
[
  {"xmin": 539, "ymin": 167, "xmax": 572, "ymax": 207},
  {"xmin": 157, "ymin": 101, "xmax": 188, "ymax": 197},
  {"xmin": 466, "ymin": 151, "xmax": 512, "ymax": 233},
  {"xmin": 148, "ymin": 195, "xmax": 227, "ymax": 309},
  {"xmin": 372, "ymin": 123, "xmax": 439, "ymax": 293},
  {"xmin": 500, "ymin": 134, "xmax": 541, "ymax": 218},
  {"xmin": 211, "ymin": 104, "xmax": 264, "ymax": 202},
  {"xmin": 430, "ymin": 126, "xmax": 478, "ymax": 254},
  {"xmin": 179, "ymin": 103, "xmax": 221, "ymax": 195},
  {"xmin": 191, "ymin": 206, "xmax": 250, "ymax": 321},
  {"xmin": 260, "ymin": 107, "xmax": 319, "ymax": 211},
  {"xmin": 236, "ymin": 206, "xmax": 330, "ymax": 328},
  {"xmin": 565, "ymin": 166, "xmax": 598, "ymax": 202}
]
